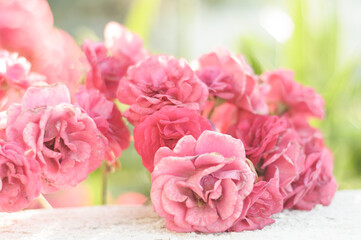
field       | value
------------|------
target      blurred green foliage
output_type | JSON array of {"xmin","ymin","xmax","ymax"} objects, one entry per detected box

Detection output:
[{"xmin": 125, "ymin": 0, "xmax": 161, "ymax": 44}]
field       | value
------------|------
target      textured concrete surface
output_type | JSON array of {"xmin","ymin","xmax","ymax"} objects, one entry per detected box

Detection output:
[{"xmin": 0, "ymin": 190, "xmax": 360, "ymax": 240}]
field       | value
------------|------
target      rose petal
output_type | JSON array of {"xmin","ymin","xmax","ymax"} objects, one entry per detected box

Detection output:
[
  {"xmin": 185, "ymin": 205, "xmax": 219, "ymax": 226},
  {"xmin": 216, "ymin": 179, "xmax": 239, "ymax": 220},
  {"xmin": 195, "ymin": 130, "xmax": 245, "ymax": 158}
]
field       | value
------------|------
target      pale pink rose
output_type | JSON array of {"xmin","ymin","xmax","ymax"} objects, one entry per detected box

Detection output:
[
  {"xmin": 133, "ymin": 106, "xmax": 212, "ymax": 172},
  {"xmin": 0, "ymin": 140, "xmax": 41, "ymax": 212},
  {"xmin": 231, "ymin": 168, "xmax": 283, "ymax": 231},
  {"xmin": 30, "ymin": 29, "xmax": 84, "ymax": 94},
  {"xmin": 0, "ymin": 50, "xmax": 46, "ymax": 111},
  {"xmin": 261, "ymin": 69, "xmax": 325, "ymax": 119},
  {"xmin": 74, "ymin": 87, "xmax": 130, "ymax": 164},
  {"xmin": 283, "ymin": 117, "xmax": 337, "ymax": 210},
  {"xmin": 5, "ymin": 83, "xmax": 106, "ymax": 193},
  {"xmin": 0, "ymin": 0, "xmax": 84, "ymax": 93},
  {"xmin": 151, "ymin": 131, "xmax": 256, "ymax": 232},
  {"xmin": 0, "ymin": 50, "xmax": 45, "ymax": 89},
  {"xmin": 194, "ymin": 49, "xmax": 268, "ymax": 114},
  {"xmin": 117, "ymin": 55, "xmax": 209, "ymax": 125},
  {"xmin": 0, "ymin": 0, "xmax": 53, "ymax": 57},
  {"xmin": 104, "ymin": 22, "xmax": 148, "ymax": 65},
  {"xmin": 229, "ymin": 112, "xmax": 305, "ymax": 197},
  {"xmin": 82, "ymin": 22, "xmax": 148, "ymax": 99}
]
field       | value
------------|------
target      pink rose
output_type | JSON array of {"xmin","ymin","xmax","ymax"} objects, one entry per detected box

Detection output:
[
  {"xmin": 194, "ymin": 49, "xmax": 268, "ymax": 114},
  {"xmin": 0, "ymin": 0, "xmax": 84, "ymax": 93},
  {"xmin": 104, "ymin": 22, "xmax": 148, "ymax": 65},
  {"xmin": 0, "ymin": 50, "xmax": 45, "ymax": 89},
  {"xmin": 151, "ymin": 130, "xmax": 256, "ymax": 232},
  {"xmin": 283, "ymin": 117, "xmax": 337, "ymax": 210},
  {"xmin": 261, "ymin": 69, "xmax": 325, "ymax": 119},
  {"xmin": 5, "ymin": 83, "xmax": 106, "ymax": 193},
  {"xmin": 82, "ymin": 41, "xmax": 127, "ymax": 100},
  {"xmin": 229, "ymin": 112, "xmax": 305, "ymax": 197},
  {"xmin": 117, "ymin": 55, "xmax": 209, "ymax": 125},
  {"xmin": 231, "ymin": 168, "xmax": 283, "ymax": 231},
  {"xmin": 82, "ymin": 22, "xmax": 148, "ymax": 99},
  {"xmin": 30, "ymin": 29, "xmax": 84, "ymax": 94},
  {"xmin": 133, "ymin": 106, "xmax": 212, "ymax": 172},
  {"xmin": 0, "ymin": 0, "xmax": 53, "ymax": 56},
  {"xmin": 74, "ymin": 87, "xmax": 130, "ymax": 164},
  {"xmin": 229, "ymin": 112, "xmax": 288, "ymax": 164},
  {"xmin": 0, "ymin": 50, "xmax": 46, "ymax": 111},
  {"xmin": 0, "ymin": 140, "xmax": 41, "ymax": 212}
]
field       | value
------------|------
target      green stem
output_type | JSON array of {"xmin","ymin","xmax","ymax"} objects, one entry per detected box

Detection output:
[{"xmin": 101, "ymin": 163, "xmax": 109, "ymax": 205}]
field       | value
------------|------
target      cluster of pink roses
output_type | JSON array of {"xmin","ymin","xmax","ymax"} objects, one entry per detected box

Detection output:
[
  {"xmin": 0, "ymin": 0, "xmax": 336, "ymax": 234},
  {"xmin": 0, "ymin": 0, "xmax": 130, "ymax": 212},
  {"xmin": 120, "ymin": 48, "xmax": 337, "ymax": 231}
]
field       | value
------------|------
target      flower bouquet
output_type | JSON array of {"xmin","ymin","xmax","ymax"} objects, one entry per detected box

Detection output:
[{"xmin": 0, "ymin": 0, "xmax": 337, "ymax": 233}]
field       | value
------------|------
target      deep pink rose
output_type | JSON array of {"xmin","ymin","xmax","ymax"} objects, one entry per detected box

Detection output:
[
  {"xmin": 283, "ymin": 117, "xmax": 337, "ymax": 210},
  {"xmin": 229, "ymin": 112, "xmax": 305, "ymax": 197},
  {"xmin": 0, "ymin": 140, "xmax": 41, "ymax": 212},
  {"xmin": 74, "ymin": 87, "xmax": 130, "ymax": 164},
  {"xmin": 82, "ymin": 22, "xmax": 148, "ymax": 99},
  {"xmin": 0, "ymin": 0, "xmax": 84, "ymax": 93},
  {"xmin": 82, "ymin": 41, "xmax": 126, "ymax": 100},
  {"xmin": 117, "ymin": 55, "xmax": 209, "ymax": 125},
  {"xmin": 261, "ymin": 69, "xmax": 325, "ymax": 119},
  {"xmin": 151, "ymin": 131, "xmax": 256, "ymax": 232},
  {"xmin": 231, "ymin": 168, "xmax": 283, "ymax": 231},
  {"xmin": 5, "ymin": 83, "xmax": 106, "ymax": 193},
  {"xmin": 133, "ymin": 106, "xmax": 212, "ymax": 172},
  {"xmin": 229, "ymin": 112, "xmax": 288, "ymax": 164},
  {"xmin": 0, "ymin": 50, "xmax": 46, "ymax": 111},
  {"xmin": 194, "ymin": 49, "xmax": 268, "ymax": 114}
]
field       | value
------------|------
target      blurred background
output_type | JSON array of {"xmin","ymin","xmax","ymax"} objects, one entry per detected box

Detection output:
[{"xmin": 40, "ymin": 0, "xmax": 361, "ymax": 207}]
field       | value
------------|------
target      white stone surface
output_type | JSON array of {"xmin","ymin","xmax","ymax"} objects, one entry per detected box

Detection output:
[{"xmin": 0, "ymin": 190, "xmax": 360, "ymax": 240}]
